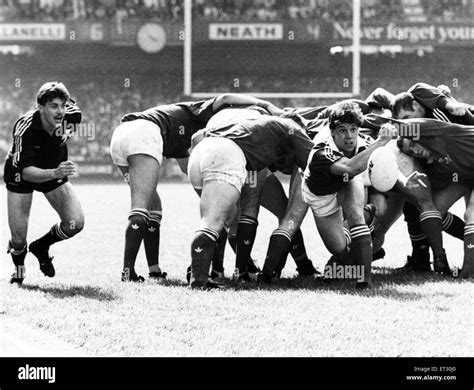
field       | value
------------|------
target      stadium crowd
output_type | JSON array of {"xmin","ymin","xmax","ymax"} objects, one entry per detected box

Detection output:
[
  {"xmin": 1, "ymin": 73, "xmax": 473, "ymax": 177},
  {"xmin": 1, "ymin": 0, "xmax": 473, "ymax": 22}
]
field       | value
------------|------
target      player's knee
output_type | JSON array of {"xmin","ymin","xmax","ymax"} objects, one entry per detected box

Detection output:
[
  {"xmin": 62, "ymin": 213, "xmax": 85, "ymax": 237},
  {"xmin": 127, "ymin": 210, "xmax": 148, "ymax": 232},
  {"xmin": 328, "ymin": 241, "xmax": 347, "ymax": 256}
]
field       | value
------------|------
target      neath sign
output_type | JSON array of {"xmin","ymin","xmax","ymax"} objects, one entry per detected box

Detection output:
[
  {"xmin": 0, "ymin": 24, "xmax": 66, "ymax": 41},
  {"xmin": 209, "ymin": 23, "xmax": 283, "ymax": 40}
]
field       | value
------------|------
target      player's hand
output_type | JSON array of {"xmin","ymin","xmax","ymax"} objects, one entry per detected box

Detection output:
[
  {"xmin": 405, "ymin": 171, "xmax": 428, "ymax": 190},
  {"xmin": 55, "ymin": 161, "xmax": 76, "ymax": 178},
  {"xmin": 445, "ymin": 101, "xmax": 469, "ymax": 116},
  {"xmin": 377, "ymin": 123, "xmax": 398, "ymax": 144}
]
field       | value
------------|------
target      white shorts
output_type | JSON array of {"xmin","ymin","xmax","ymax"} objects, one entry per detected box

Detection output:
[
  {"xmin": 110, "ymin": 119, "xmax": 164, "ymax": 167},
  {"xmin": 301, "ymin": 181, "xmax": 341, "ymax": 218},
  {"xmin": 188, "ymin": 137, "xmax": 247, "ymax": 192}
]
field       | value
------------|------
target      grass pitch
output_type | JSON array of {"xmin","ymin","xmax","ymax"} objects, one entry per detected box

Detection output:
[{"xmin": 1, "ymin": 182, "xmax": 472, "ymax": 357}]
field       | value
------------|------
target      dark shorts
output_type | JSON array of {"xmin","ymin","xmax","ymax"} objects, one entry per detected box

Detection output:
[{"xmin": 5, "ymin": 176, "xmax": 68, "ymax": 194}]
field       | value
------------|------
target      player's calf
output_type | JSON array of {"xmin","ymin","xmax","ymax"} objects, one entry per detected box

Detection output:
[{"xmin": 7, "ymin": 241, "xmax": 27, "ymax": 284}]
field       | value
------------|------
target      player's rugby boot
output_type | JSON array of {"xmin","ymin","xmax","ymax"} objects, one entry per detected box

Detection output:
[
  {"xmin": 232, "ymin": 267, "xmax": 255, "ymax": 282},
  {"xmin": 121, "ymin": 268, "xmax": 145, "ymax": 282},
  {"xmin": 210, "ymin": 269, "xmax": 225, "ymax": 282},
  {"xmin": 10, "ymin": 265, "xmax": 25, "ymax": 285},
  {"xmin": 296, "ymin": 259, "xmax": 321, "ymax": 277},
  {"xmin": 433, "ymin": 250, "xmax": 451, "ymax": 276},
  {"xmin": 396, "ymin": 255, "xmax": 431, "ymax": 273},
  {"xmin": 29, "ymin": 241, "xmax": 55, "ymax": 277},
  {"xmin": 247, "ymin": 258, "xmax": 260, "ymax": 279},
  {"xmin": 149, "ymin": 271, "xmax": 167, "ymax": 283}
]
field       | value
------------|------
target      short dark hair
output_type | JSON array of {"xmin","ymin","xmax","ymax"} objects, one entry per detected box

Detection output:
[
  {"xmin": 36, "ymin": 81, "xmax": 70, "ymax": 106},
  {"xmin": 328, "ymin": 101, "xmax": 364, "ymax": 130},
  {"xmin": 390, "ymin": 92, "xmax": 415, "ymax": 118}
]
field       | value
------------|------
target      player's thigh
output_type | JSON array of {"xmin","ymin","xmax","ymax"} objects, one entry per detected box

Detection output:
[
  {"xmin": 44, "ymin": 182, "xmax": 84, "ymax": 230},
  {"xmin": 200, "ymin": 180, "xmax": 241, "ymax": 229},
  {"xmin": 259, "ymin": 173, "xmax": 288, "ymax": 220},
  {"xmin": 314, "ymin": 209, "xmax": 346, "ymax": 254},
  {"xmin": 7, "ymin": 190, "xmax": 33, "ymax": 243},
  {"xmin": 433, "ymin": 182, "xmax": 469, "ymax": 215},
  {"xmin": 128, "ymin": 154, "xmax": 161, "ymax": 210}
]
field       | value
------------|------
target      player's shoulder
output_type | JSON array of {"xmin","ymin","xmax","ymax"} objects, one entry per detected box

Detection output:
[{"xmin": 13, "ymin": 110, "xmax": 37, "ymax": 135}]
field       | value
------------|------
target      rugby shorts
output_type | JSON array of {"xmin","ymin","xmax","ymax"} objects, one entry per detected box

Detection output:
[
  {"xmin": 188, "ymin": 137, "xmax": 247, "ymax": 193},
  {"xmin": 110, "ymin": 119, "xmax": 164, "ymax": 167}
]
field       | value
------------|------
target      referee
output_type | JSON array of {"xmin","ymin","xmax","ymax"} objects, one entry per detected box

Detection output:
[{"xmin": 4, "ymin": 82, "xmax": 84, "ymax": 284}]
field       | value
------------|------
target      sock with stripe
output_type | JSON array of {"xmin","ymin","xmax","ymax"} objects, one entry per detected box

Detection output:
[
  {"xmin": 404, "ymin": 202, "xmax": 430, "ymax": 264},
  {"xmin": 350, "ymin": 224, "xmax": 373, "ymax": 284},
  {"xmin": 190, "ymin": 228, "xmax": 219, "ymax": 287},
  {"xmin": 123, "ymin": 208, "xmax": 148, "ymax": 275},
  {"xmin": 144, "ymin": 210, "xmax": 162, "ymax": 274},
  {"xmin": 442, "ymin": 212, "xmax": 465, "ymax": 241},
  {"xmin": 419, "ymin": 210, "xmax": 444, "ymax": 258},
  {"xmin": 8, "ymin": 241, "xmax": 27, "ymax": 266},
  {"xmin": 262, "ymin": 229, "xmax": 292, "ymax": 280},
  {"xmin": 34, "ymin": 223, "xmax": 73, "ymax": 249},
  {"xmin": 462, "ymin": 224, "xmax": 474, "ymax": 276},
  {"xmin": 212, "ymin": 229, "xmax": 227, "ymax": 274},
  {"xmin": 235, "ymin": 215, "xmax": 258, "ymax": 273}
]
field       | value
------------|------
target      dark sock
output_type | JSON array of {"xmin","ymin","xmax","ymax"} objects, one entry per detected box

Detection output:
[
  {"xmin": 262, "ymin": 229, "xmax": 292, "ymax": 278},
  {"xmin": 8, "ymin": 241, "xmax": 27, "ymax": 266},
  {"xmin": 235, "ymin": 215, "xmax": 258, "ymax": 273},
  {"xmin": 212, "ymin": 229, "xmax": 227, "ymax": 273},
  {"xmin": 442, "ymin": 212, "xmax": 465, "ymax": 241},
  {"xmin": 191, "ymin": 228, "xmax": 219, "ymax": 287},
  {"xmin": 228, "ymin": 233, "xmax": 237, "ymax": 253},
  {"xmin": 350, "ymin": 225, "xmax": 373, "ymax": 284},
  {"xmin": 289, "ymin": 229, "xmax": 309, "ymax": 265},
  {"xmin": 419, "ymin": 210, "xmax": 444, "ymax": 258},
  {"xmin": 404, "ymin": 203, "xmax": 430, "ymax": 263},
  {"xmin": 144, "ymin": 210, "xmax": 161, "ymax": 273},
  {"xmin": 463, "ymin": 224, "xmax": 474, "ymax": 274},
  {"xmin": 34, "ymin": 223, "xmax": 72, "ymax": 248},
  {"xmin": 123, "ymin": 209, "xmax": 148, "ymax": 275}
]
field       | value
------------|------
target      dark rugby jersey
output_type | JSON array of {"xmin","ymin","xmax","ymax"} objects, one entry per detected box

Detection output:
[
  {"xmin": 204, "ymin": 116, "xmax": 313, "ymax": 173},
  {"xmin": 4, "ymin": 100, "xmax": 82, "ymax": 177},
  {"xmin": 304, "ymin": 127, "xmax": 375, "ymax": 196},
  {"xmin": 121, "ymin": 98, "xmax": 217, "ymax": 158},
  {"xmin": 365, "ymin": 87, "xmax": 394, "ymax": 110},
  {"xmin": 401, "ymin": 118, "xmax": 474, "ymax": 186},
  {"xmin": 409, "ymin": 82, "xmax": 474, "ymax": 125}
]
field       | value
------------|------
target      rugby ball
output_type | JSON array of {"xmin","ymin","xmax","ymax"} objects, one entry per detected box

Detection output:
[{"xmin": 367, "ymin": 147, "xmax": 399, "ymax": 192}]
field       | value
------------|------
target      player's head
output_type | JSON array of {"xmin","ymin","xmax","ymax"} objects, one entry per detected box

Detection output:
[
  {"xmin": 437, "ymin": 84, "xmax": 452, "ymax": 98},
  {"xmin": 397, "ymin": 138, "xmax": 432, "ymax": 159},
  {"xmin": 391, "ymin": 92, "xmax": 425, "ymax": 119},
  {"xmin": 328, "ymin": 101, "xmax": 364, "ymax": 154},
  {"xmin": 36, "ymin": 82, "xmax": 70, "ymax": 129}
]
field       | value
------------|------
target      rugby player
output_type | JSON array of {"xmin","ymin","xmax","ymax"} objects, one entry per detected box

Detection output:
[
  {"xmin": 110, "ymin": 94, "xmax": 282, "ymax": 282},
  {"xmin": 203, "ymin": 107, "xmax": 318, "ymax": 281},
  {"xmin": 390, "ymin": 83, "xmax": 472, "ymax": 271},
  {"xmin": 4, "ymin": 82, "xmax": 83, "ymax": 284},
  {"xmin": 187, "ymin": 113, "xmax": 315, "ymax": 289},
  {"xmin": 396, "ymin": 118, "xmax": 474, "ymax": 278},
  {"xmin": 301, "ymin": 101, "xmax": 397, "ymax": 288}
]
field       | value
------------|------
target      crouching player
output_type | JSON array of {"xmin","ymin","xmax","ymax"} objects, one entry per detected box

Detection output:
[
  {"xmin": 302, "ymin": 102, "xmax": 397, "ymax": 288},
  {"xmin": 187, "ymin": 114, "xmax": 314, "ymax": 289},
  {"xmin": 4, "ymin": 82, "xmax": 84, "ymax": 284}
]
